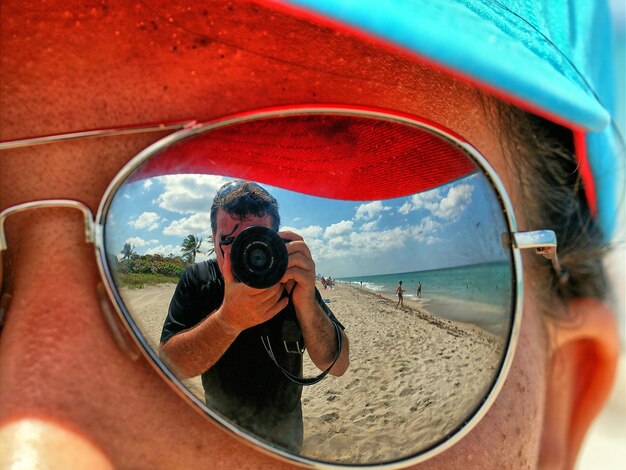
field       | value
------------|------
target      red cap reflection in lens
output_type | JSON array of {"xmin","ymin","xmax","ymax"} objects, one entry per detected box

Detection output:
[{"xmin": 132, "ymin": 112, "xmax": 476, "ymax": 200}]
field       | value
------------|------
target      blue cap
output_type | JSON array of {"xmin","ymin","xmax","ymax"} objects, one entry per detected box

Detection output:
[{"xmin": 282, "ymin": 0, "xmax": 624, "ymax": 239}]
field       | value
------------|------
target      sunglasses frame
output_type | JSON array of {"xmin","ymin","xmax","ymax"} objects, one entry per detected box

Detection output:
[{"xmin": 0, "ymin": 105, "xmax": 561, "ymax": 469}]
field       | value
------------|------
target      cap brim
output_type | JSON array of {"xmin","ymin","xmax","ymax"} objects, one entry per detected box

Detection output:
[
  {"xmin": 277, "ymin": 0, "xmax": 609, "ymax": 131},
  {"xmin": 132, "ymin": 109, "xmax": 477, "ymax": 200}
]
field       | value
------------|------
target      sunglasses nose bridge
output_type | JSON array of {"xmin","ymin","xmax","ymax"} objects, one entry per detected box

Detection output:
[
  {"xmin": 0, "ymin": 199, "xmax": 96, "ymax": 325},
  {"xmin": 0, "ymin": 200, "xmax": 138, "ymax": 358},
  {"xmin": 0, "ymin": 200, "xmax": 95, "ymax": 247}
]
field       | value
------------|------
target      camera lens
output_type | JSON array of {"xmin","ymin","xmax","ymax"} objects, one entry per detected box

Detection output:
[
  {"xmin": 230, "ymin": 226, "xmax": 288, "ymax": 289},
  {"xmin": 248, "ymin": 247, "xmax": 268, "ymax": 269}
]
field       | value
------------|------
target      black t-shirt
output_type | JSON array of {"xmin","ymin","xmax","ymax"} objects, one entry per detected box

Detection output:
[{"xmin": 160, "ymin": 260, "xmax": 342, "ymax": 451}]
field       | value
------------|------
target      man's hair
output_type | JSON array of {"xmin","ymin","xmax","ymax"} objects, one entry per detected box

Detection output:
[
  {"xmin": 210, "ymin": 181, "xmax": 280, "ymax": 234},
  {"xmin": 484, "ymin": 96, "xmax": 608, "ymax": 315}
]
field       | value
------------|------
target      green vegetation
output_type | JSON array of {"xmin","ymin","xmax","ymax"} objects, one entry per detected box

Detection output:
[
  {"xmin": 114, "ymin": 234, "xmax": 215, "ymax": 289},
  {"xmin": 117, "ymin": 272, "xmax": 181, "ymax": 289},
  {"xmin": 113, "ymin": 253, "xmax": 187, "ymax": 289}
]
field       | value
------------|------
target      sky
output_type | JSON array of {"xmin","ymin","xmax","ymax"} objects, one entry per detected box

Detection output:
[{"xmin": 105, "ymin": 171, "xmax": 511, "ymax": 278}]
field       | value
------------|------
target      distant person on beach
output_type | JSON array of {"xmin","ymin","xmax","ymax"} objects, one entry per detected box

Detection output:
[
  {"xmin": 417, "ymin": 281, "xmax": 422, "ymax": 298},
  {"xmin": 159, "ymin": 181, "xmax": 350, "ymax": 451},
  {"xmin": 396, "ymin": 281, "xmax": 405, "ymax": 307},
  {"xmin": 321, "ymin": 277, "xmax": 327, "ymax": 289}
]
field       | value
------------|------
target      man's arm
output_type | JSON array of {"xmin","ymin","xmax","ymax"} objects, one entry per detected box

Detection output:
[
  {"xmin": 280, "ymin": 231, "xmax": 350, "ymax": 376},
  {"xmin": 159, "ymin": 309, "xmax": 240, "ymax": 379},
  {"xmin": 159, "ymin": 256, "xmax": 288, "ymax": 379},
  {"xmin": 292, "ymin": 297, "xmax": 350, "ymax": 376}
]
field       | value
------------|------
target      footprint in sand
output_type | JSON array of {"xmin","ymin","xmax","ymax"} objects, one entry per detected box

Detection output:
[
  {"xmin": 321, "ymin": 411, "xmax": 340, "ymax": 423},
  {"xmin": 346, "ymin": 378, "xmax": 360, "ymax": 389}
]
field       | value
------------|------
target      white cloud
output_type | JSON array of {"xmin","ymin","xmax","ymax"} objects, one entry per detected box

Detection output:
[
  {"xmin": 396, "ymin": 182, "xmax": 474, "ymax": 221},
  {"xmin": 349, "ymin": 226, "xmax": 408, "ymax": 254},
  {"xmin": 408, "ymin": 217, "xmax": 443, "ymax": 244},
  {"xmin": 307, "ymin": 215, "xmax": 445, "ymax": 264},
  {"xmin": 292, "ymin": 217, "xmax": 302, "ymax": 222},
  {"xmin": 360, "ymin": 220, "xmax": 379, "ymax": 232},
  {"xmin": 143, "ymin": 180, "xmax": 153, "ymax": 190},
  {"xmin": 145, "ymin": 244, "xmax": 180, "ymax": 257},
  {"xmin": 404, "ymin": 216, "xmax": 441, "ymax": 237},
  {"xmin": 129, "ymin": 211, "xmax": 161, "ymax": 231},
  {"xmin": 328, "ymin": 235, "xmax": 348, "ymax": 247},
  {"xmin": 398, "ymin": 189, "xmax": 442, "ymax": 215},
  {"xmin": 355, "ymin": 200, "xmax": 391, "ymax": 220},
  {"xmin": 163, "ymin": 212, "xmax": 213, "ymax": 238},
  {"xmin": 154, "ymin": 174, "xmax": 229, "ymax": 215},
  {"xmin": 281, "ymin": 225, "xmax": 323, "ymax": 240},
  {"xmin": 125, "ymin": 236, "xmax": 148, "ymax": 247},
  {"xmin": 434, "ymin": 183, "xmax": 473, "ymax": 220},
  {"xmin": 324, "ymin": 220, "xmax": 354, "ymax": 238},
  {"xmin": 398, "ymin": 201, "xmax": 412, "ymax": 215}
]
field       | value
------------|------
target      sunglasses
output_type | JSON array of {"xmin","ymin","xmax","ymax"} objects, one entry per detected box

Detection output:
[{"xmin": 0, "ymin": 106, "xmax": 564, "ymax": 468}]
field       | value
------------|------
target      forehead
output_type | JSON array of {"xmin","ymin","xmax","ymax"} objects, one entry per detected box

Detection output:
[
  {"xmin": 0, "ymin": 0, "xmax": 517, "ymax": 222},
  {"xmin": 215, "ymin": 209, "xmax": 272, "ymax": 234},
  {"xmin": 1, "ymin": 1, "xmax": 489, "ymax": 138}
]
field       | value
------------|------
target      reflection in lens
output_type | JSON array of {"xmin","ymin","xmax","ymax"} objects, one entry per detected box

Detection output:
[
  {"xmin": 250, "ymin": 249, "xmax": 266, "ymax": 267},
  {"xmin": 102, "ymin": 111, "xmax": 515, "ymax": 466}
]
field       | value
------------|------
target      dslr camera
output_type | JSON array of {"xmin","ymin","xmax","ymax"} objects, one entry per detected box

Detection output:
[{"xmin": 229, "ymin": 226, "xmax": 289, "ymax": 289}]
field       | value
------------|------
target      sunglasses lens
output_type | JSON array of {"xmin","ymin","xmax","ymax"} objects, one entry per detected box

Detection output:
[{"xmin": 101, "ymin": 111, "xmax": 516, "ymax": 465}]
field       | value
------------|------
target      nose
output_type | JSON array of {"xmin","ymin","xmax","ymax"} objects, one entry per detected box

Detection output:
[
  {"xmin": 0, "ymin": 208, "xmax": 287, "ymax": 469},
  {"xmin": 0, "ymin": 210, "xmax": 125, "ymax": 465}
]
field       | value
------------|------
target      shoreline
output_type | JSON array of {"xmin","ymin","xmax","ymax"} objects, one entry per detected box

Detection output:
[{"xmin": 335, "ymin": 282, "xmax": 507, "ymax": 338}]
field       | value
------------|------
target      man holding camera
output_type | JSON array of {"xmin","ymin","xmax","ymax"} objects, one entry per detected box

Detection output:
[{"xmin": 159, "ymin": 180, "xmax": 349, "ymax": 451}]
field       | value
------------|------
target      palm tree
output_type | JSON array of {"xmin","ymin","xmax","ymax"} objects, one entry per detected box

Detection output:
[
  {"xmin": 180, "ymin": 235, "xmax": 203, "ymax": 264},
  {"xmin": 121, "ymin": 242, "xmax": 135, "ymax": 261},
  {"xmin": 205, "ymin": 235, "xmax": 215, "ymax": 257}
]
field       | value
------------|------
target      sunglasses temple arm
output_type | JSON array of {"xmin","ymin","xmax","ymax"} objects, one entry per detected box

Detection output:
[
  {"xmin": 0, "ymin": 120, "xmax": 198, "ymax": 150},
  {"xmin": 510, "ymin": 230, "xmax": 569, "ymax": 286}
]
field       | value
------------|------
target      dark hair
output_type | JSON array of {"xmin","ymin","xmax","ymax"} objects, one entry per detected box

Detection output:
[
  {"xmin": 486, "ymin": 97, "xmax": 608, "ymax": 313},
  {"xmin": 210, "ymin": 180, "xmax": 280, "ymax": 234}
]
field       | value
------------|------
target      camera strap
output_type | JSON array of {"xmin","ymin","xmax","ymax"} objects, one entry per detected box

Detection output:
[{"xmin": 260, "ymin": 291, "xmax": 343, "ymax": 386}]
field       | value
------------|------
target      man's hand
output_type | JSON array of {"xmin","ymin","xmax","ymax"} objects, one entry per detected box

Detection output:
[
  {"xmin": 215, "ymin": 253, "xmax": 289, "ymax": 334},
  {"xmin": 279, "ymin": 230, "xmax": 317, "ymax": 312}
]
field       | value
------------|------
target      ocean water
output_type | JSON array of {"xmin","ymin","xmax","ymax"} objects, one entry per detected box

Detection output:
[{"xmin": 339, "ymin": 261, "xmax": 514, "ymax": 336}]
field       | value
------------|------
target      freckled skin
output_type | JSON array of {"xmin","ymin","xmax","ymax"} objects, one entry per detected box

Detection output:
[{"xmin": 1, "ymin": 1, "xmax": 552, "ymax": 468}]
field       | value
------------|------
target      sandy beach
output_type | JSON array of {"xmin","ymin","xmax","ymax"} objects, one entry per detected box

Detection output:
[
  {"xmin": 120, "ymin": 281, "xmax": 505, "ymax": 464},
  {"xmin": 299, "ymin": 283, "xmax": 504, "ymax": 463}
]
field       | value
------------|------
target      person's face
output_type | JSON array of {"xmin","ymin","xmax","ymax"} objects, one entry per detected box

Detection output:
[
  {"xmin": 0, "ymin": 1, "xmax": 556, "ymax": 468},
  {"xmin": 214, "ymin": 209, "xmax": 274, "ymax": 274}
]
